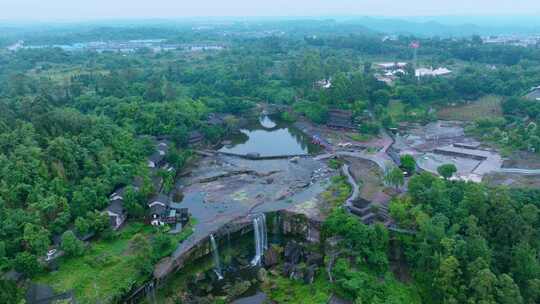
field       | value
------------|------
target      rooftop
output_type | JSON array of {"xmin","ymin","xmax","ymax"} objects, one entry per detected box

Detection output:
[
  {"xmin": 106, "ymin": 199, "xmax": 125, "ymax": 215},
  {"xmin": 415, "ymin": 67, "xmax": 452, "ymax": 77},
  {"xmin": 327, "ymin": 109, "xmax": 354, "ymax": 129},
  {"xmin": 526, "ymin": 88, "xmax": 540, "ymax": 101}
]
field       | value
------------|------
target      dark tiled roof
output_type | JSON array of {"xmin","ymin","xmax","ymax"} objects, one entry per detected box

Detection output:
[
  {"xmin": 327, "ymin": 109, "xmax": 354, "ymax": 129},
  {"xmin": 526, "ymin": 89, "xmax": 540, "ymax": 100},
  {"xmin": 109, "ymin": 187, "xmax": 125, "ymax": 199},
  {"xmin": 3, "ymin": 270, "xmax": 23, "ymax": 281},
  {"xmin": 148, "ymin": 151, "xmax": 165, "ymax": 165},
  {"xmin": 149, "ymin": 193, "xmax": 170, "ymax": 207},
  {"xmin": 150, "ymin": 204, "xmax": 168, "ymax": 217},
  {"xmin": 207, "ymin": 113, "xmax": 227, "ymax": 125},
  {"xmin": 188, "ymin": 131, "xmax": 204, "ymax": 144},
  {"xmin": 106, "ymin": 199, "xmax": 125, "ymax": 215},
  {"xmin": 148, "ymin": 139, "xmax": 170, "ymax": 166},
  {"xmin": 25, "ymin": 283, "xmax": 54, "ymax": 304}
]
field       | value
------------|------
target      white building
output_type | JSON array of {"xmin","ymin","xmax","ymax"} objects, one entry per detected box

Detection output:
[{"xmin": 415, "ymin": 67, "xmax": 452, "ymax": 78}]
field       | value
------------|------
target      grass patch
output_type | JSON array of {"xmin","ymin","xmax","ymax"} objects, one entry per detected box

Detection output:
[
  {"xmin": 36, "ymin": 223, "xmax": 151, "ymax": 303},
  {"xmin": 349, "ymin": 133, "xmax": 373, "ymax": 142},
  {"xmin": 321, "ymin": 175, "xmax": 352, "ymax": 211},
  {"xmin": 388, "ymin": 100, "xmax": 432, "ymax": 123},
  {"xmin": 36, "ymin": 220, "xmax": 195, "ymax": 304},
  {"xmin": 437, "ymin": 95, "xmax": 502, "ymax": 121},
  {"xmin": 261, "ymin": 272, "xmax": 332, "ymax": 304},
  {"xmin": 388, "ymin": 100, "xmax": 406, "ymax": 120}
]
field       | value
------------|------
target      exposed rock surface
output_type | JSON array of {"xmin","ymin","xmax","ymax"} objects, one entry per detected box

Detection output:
[
  {"xmin": 264, "ymin": 245, "xmax": 280, "ymax": 267},
  {"xmin": 284, "ymin": 241, "xmax": 304, "ymax": 265}
]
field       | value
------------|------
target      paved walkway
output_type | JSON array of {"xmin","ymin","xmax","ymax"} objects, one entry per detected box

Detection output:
[
  {"xmin": 497, "ymin": 168, "xmax": 540, "ymax": 175},
  {"xmin": 341, "ymin": 164, "xmax": 359, "ymax": 209},
  {"xmin": 316, "ymin": 130, "xmax": 396, "ymax": 173}
]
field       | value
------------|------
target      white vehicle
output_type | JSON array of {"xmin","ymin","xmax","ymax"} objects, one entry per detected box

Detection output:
[{"xmin": 338, "ymin": 142, "xmax": 353, "ymax": 148}]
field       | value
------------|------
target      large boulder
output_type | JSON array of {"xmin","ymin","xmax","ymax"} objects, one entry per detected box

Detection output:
[
  {"xmin": 223, "ymin": 281, "xmax": 252, "ymax": 299},
  {"xmin": 325, "ymin": 236, "xmax": 343, "ymax": 256},
  {"xmin": 284, "ymin": 241, "xmax": 304, "ymax": 265},
  {"xmin": 306, "ymin": 252, "xmax": 324, "ymax": 266},
  {"xmin": 264, "ymin": 245, "xmax": 280, "ymax": 267},
  {"xmin": 303, "ymin": 265, "xmax": 318, "ymax": 284},
  {"xmin": 282, "ymin": 262, "xmax": 294, "ymax": 277},
  {"xmin": 257, "ymin": 268, "xmax": 268, "ymax": 283},
  {"xmin": 283, "ymin": 262, "xmax": 304, "ymax": 281}
]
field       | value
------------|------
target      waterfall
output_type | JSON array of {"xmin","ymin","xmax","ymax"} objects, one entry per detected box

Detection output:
[
  {"xmin": 145, "ymin": 281, "xmax": 156, "ymax": 304},
  {"xmin": 250, "ymin": 214, "xmax": 268, "ymax": 266},
  {"xmin": 210, "ymin": 234, "xmax": 223, "ymax": 280}
]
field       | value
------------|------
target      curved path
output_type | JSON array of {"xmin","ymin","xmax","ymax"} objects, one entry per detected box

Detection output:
[
  {"xmin": 341, "ymin": 164, "xmax": 360, "ymax": 209},
  {"xmin": 316, "ymin": 130, "xmax": 396, "ymax": 173}
]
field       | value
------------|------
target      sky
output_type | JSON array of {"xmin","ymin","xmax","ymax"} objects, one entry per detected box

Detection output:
[{"xmin": 2, "ymin": 0, "xmax": 540, "ymax": 21}]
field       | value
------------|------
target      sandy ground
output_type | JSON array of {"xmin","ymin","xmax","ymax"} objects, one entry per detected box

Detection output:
[
  {"xmin": 343, "ymin": 157, "xmax": 386, "ymax": 202},
  {"xmin": 393, "ymin": 121, "xmax": 475, "ymax": 152},
  {"xmin": 503, "ymin": 151, "xmax": 540, "ymax": 169},
  {"xmin": 483, "ymin": 172, "xmax": 540, "ymax": 188},
  {"xmin": 394, "ymin": 121, "xmax": 507, "ymax": 182}
]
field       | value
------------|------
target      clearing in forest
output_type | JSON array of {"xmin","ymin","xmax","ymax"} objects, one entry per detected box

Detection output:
[{"xmin": 437, "ymin": 95, "xmax": 502, "ymax": 121}]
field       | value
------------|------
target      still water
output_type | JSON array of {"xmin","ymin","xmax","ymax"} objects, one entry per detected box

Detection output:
[{"xmin": 219, "ymin": 115, "xmax": 320, "ymax": 157}]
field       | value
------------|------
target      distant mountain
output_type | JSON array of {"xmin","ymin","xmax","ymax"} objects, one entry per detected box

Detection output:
[{"xmin": 338, "ymin": 16, "xmax": 540, "ymax": 37}]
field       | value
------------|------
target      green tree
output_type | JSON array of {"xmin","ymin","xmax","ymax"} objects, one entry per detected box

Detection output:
[
  {"xmin": 371, "ymin": 89, "xmax": 391, "ymax": 106},
  {"xmin": 124, "ymin": 186, "xmax": 145, "ymax": 219},
  {"xmin": 469, "ymin": 268, "xmax": 497, "ymax": 304},
  {"xmin": 400, "ymin": 154, "xmax": 416, "ymax": 174},
  {"xmin": 496, "ymin": 274, "xmax": 523, "ymax": 304},
  {"xmin": 14, "ymin": 252, "xmax": 42, "ymax": 277},
  {"xmin": 0, "ymin": 278, "xmax": 23, "ymax": 304},
  {"xmin": 23, "ymin": 224, "xmax": 50, "ymax": 255},
  {"xmin": 61, "ymin": 231, "xmax": 85, "ymax": 257},
  {"xmin": 130, "ymin": 233, "xmax": 153, "ymax": 275},
  {"xmin": 434, "ymin": 255, "xmax": 462, "ymax": 304},
  {"xmin": 384, "ymin": 167, "xmax": 405, "ymax": 190},
  {"xmin": 74, "ymin": 217, "xmax": 91, "ymax": 236},
  {"xmin": 437, "ymin": 164, "xmax": 457, "ymax": 180}
]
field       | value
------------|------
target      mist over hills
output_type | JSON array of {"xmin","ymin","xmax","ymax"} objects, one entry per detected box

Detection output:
[{"xmin": 0, "ymin": 15, "xmax": 539, "ymax": 44}]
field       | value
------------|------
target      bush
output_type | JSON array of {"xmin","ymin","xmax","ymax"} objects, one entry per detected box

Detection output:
[
  {"xmin": 61, "ymin": 231, "xmax": 85, "ymax": 257},
  {"xmin": 74, "ymin": 217, "xmax": 91, "ymax": 236},
  {"xmin": 358, "ymin": 122, "xmax": 380, "ymax": 135},
  {"xmin": 280, "ymin": 111, "xmax": 296, "ymax": 122},
  {"xmin": 400, "ymin": 154, "xmax": 416, "ymax": 174},
  {"xmin": 14, "ymin": 252, "xmax": 42, "ymax": 277},
  {"xmin": 293, "ymin": 100, "xmax": 328, "ymax": 124},
  {"xmin": 437, "ymin": 164, "xmax": 457, "ymax": 180}
]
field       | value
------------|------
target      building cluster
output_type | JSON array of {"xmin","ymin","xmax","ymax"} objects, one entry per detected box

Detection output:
[
  {"xmin": 482, "ymin": 35, "xmax": 540, "ymax": 47},
  {"xmin": 373, "ymin": 61, "xmax": 452, "ymax": 84},
  {"xmin": 105, "ymin": 137, "xmax": 194, "ymax": 233},
  {"xmin": 6, "ymin": 40, "xmax": 225, "ymax": 54},
  {"xmin": 104, "ymin": 113, "xmax": 228, "ymax": 232},
  {"xmin": 315, "ymin": 79, "xmax": 332, "ymax": 89}
]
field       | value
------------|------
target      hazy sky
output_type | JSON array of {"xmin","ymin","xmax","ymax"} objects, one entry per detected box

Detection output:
[{"xmin": 2, "ymin": 0, "xmax": 540, "ymax": 20}]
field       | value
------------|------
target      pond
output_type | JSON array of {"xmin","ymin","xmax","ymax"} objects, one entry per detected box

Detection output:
[{"xmin": 218, "ymin": 115, "xmax": 321, "ymax": 157}]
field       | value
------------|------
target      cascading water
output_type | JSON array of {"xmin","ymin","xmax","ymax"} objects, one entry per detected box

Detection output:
[
  {"xmin": 210, "ymin": 234, "xmax": 223, "ymax": 280},
  {"xmin": 250, "ymin": 214, "xmax": 268, "ymax": 266},
  {"xmin": 145, "ymin": 281, "xmax": 156, "ymax": 304}
]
